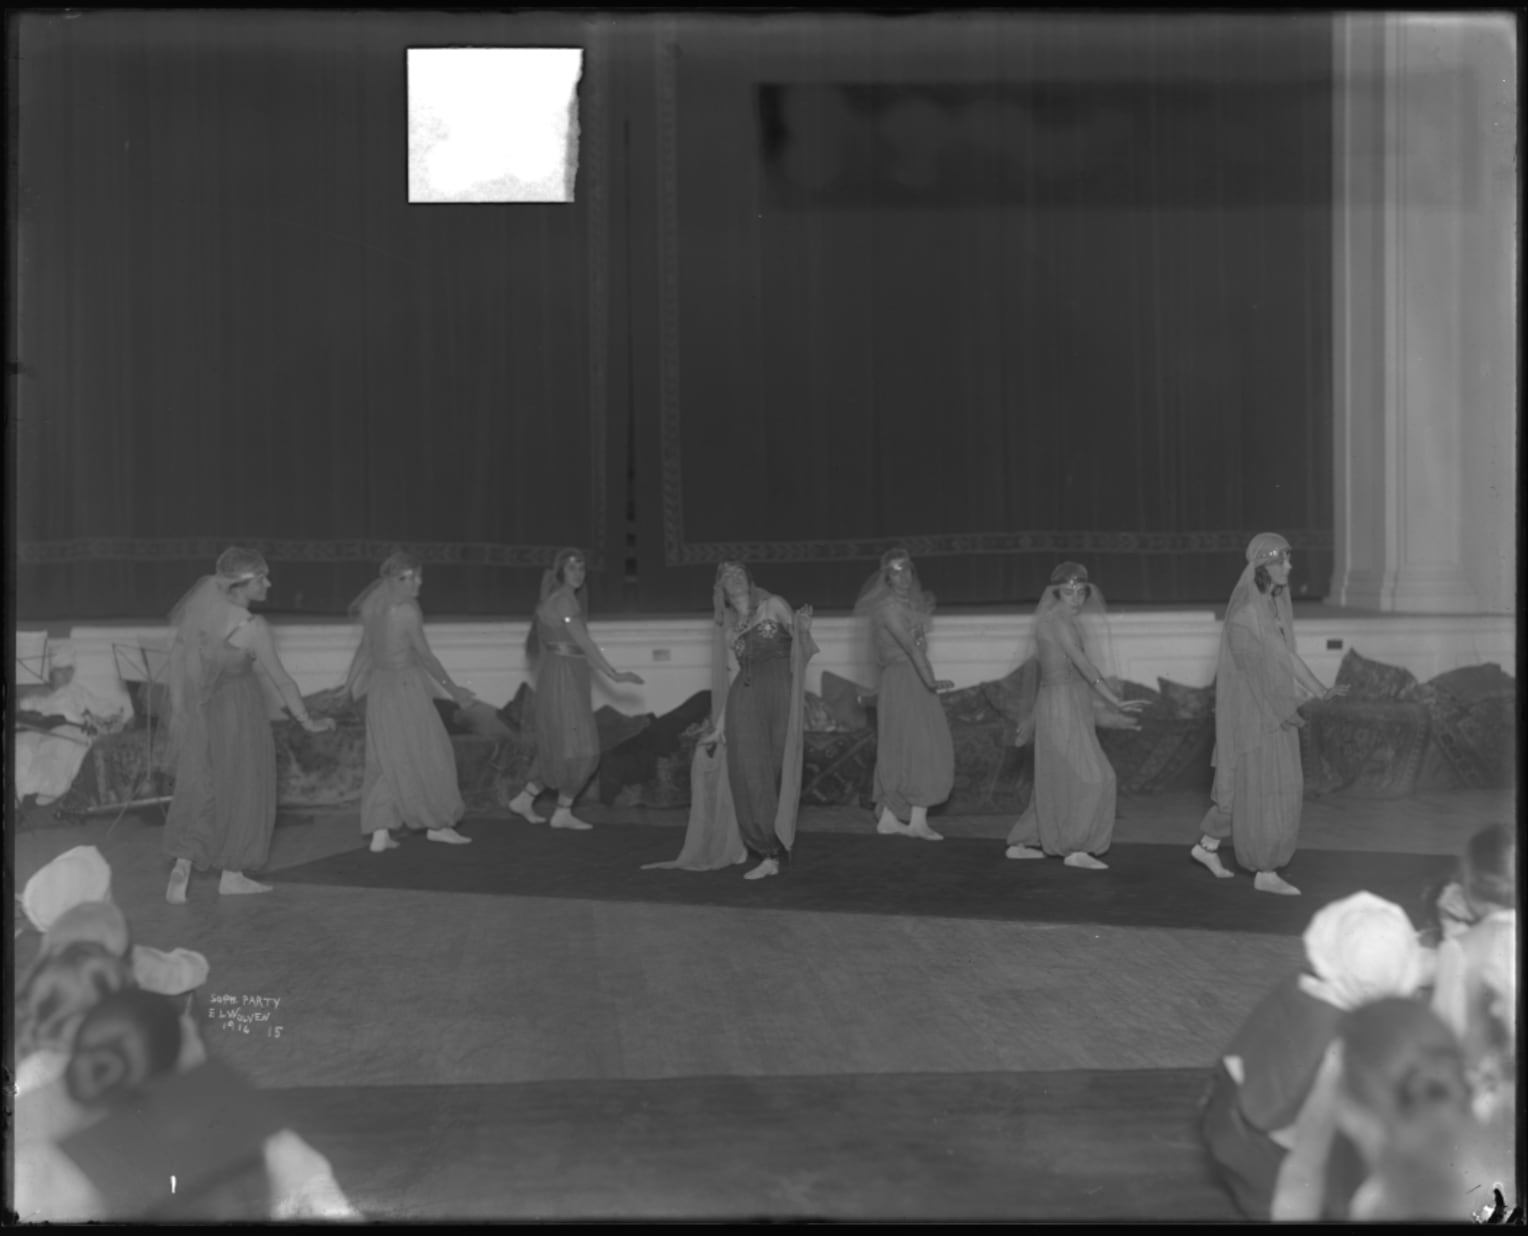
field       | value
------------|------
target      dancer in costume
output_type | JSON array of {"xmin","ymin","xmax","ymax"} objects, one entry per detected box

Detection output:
[
  {"xmin": 505, "ymin": 548, "xmax": 643, "ymax": 831},
  {"xmin": 855, "ymin": 548, "xmax": 953, "ymax": 841},
  {"xmin": 163, "ymin": 549, "xmax": 334, "ymax": 904},
  {"xmin": 644, "ymin": 561, "xmax": 816, "ymax": 880},
  {"xmin": 1005, "ymin": 563, "xmax": 1144, "ymax": 869},
  {"xmin": 1190, "ymin": 533, "xmax": 1346, "ymax": 896},
  {"xmin": 345, "ymin": 551, "xmax": 475, "ymax": 852}
]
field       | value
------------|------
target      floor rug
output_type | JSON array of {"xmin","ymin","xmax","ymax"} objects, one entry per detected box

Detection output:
[{"xmin": 274, "ymin": 821, "xmax": 1450, "ymax": 936}]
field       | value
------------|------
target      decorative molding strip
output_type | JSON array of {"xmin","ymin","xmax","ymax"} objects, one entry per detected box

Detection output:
[
  {"xmin": 17, "ymin": 539, "xmax": 607, "ymax": 571},
  {"xmin": 664, "ymin": 529, "xmax": 1336, "ymax": 565},
  {"xmin": 651, "ymin": 45, "xmax": 1335, "ymax": 571}
]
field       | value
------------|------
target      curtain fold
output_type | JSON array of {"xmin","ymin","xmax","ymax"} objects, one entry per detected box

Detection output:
[
  {"xmin": 18, "ymin": 14, "xmax": 1335, "ymax": 623},
  {"xmin": 628, "ymin": 14, "xmax": 1335, "ymax": 613},
  {"xmin": 16, "ymin": 12, "xmax": 621, "ymax": 621}
]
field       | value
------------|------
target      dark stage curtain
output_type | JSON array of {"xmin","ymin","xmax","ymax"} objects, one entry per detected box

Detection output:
[
  {"xmin": 15, "ymin": 12, "xmax": 623, "ymax": 622},
  {"xmin": 626, "ymin": 15, "xmax": 1335, "ymax": 613}
]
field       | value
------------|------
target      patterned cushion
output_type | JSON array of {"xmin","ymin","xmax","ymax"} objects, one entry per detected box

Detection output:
[
  {"xmin": 982, "ymin": 660, "xmax": 1038, "ymax": 724},
  {"xmin": 1157, "ymin": 678, "xmax": 1215, "ymax": 719},
  {"xmin": 1299, "ymin": 699, "xmax": 1430, "ymax": 799},
  {"xmin": 821, "ymin": 671, "xmax": 872, "ymax": 731},
  {"xmin": 1099, "ymin": 718, "xmax": 1216, "ymax": 795},
  {"xmin": 940, "ymin": 684, "xmax": 1004, "ymax": 728},
  {"xmin": 801, "ymin": 729, "xmax": 878, "ymax": 807},
  {"xmin": 946, "ymin": 722, "xmax": 1034, "ymax": 814},
  {"xmin": 802, "ymin": 693, "xmax": 840, "ymax": 734},
  {"xmin": 1335, "ymin": 649, "xmax": 1421, "ymax": 702},
  {"xmin": 1417, "ymin": 665, "xmax": 1517, "ymax": 790}
]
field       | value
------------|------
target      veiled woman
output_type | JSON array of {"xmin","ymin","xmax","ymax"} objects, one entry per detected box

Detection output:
[
  {"xmin": 505, "ymin": 548, "xmax": 643, "ymax": 831},
  {"xmin": 163, "ymin": 549, "xmax": 334, "ymax": 904},
  {"xmin": 855, "ymin": 548, "xmax": 954, "ymax": 842},
  {"xmin": 1005, "ymin": 563, "xmax": 1144, "ymax": 870},
  {"xmin": 644, "ymin": 561, "xmax": 816, "ymax": 880},
  {"xmin": 1190, "ymin": 534, "xmax": 1346, "ymax": 896},
  {"xmin": 345, "ymin": 551, "xmax": 475, "ymax": 853}
]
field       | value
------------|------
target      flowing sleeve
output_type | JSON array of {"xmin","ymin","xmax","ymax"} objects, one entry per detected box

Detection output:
[{"xmin": 344, "ymin": 624, "xmax": 373, "ymax": 701}]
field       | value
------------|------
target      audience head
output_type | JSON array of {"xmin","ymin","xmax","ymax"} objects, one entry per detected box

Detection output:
[
  {"xmin": 1300, "ymin": 892, "xmax": 1427, "ymax": 1010},
  {"xmin": 65, "ymin": 987, "xmax": 187, "ymax": 1108},
  {"xmin": 1461, "ymin": 823, "xmax": 1517, "ymax": 919},
  {"xmin": 18, "ymin": 941, "xmax": 136, "ymax": 1058},
  {"xmin": 1335, "ymin": 997, "xmax": 1472, "ymax": 1164},
  {"xmin": 1335, "ymin": 998, "xmax": 1513, "ymax": 1220},
  {"xmin": 21, "ymin": 846, "xmax": 114, "ymax": 935}
]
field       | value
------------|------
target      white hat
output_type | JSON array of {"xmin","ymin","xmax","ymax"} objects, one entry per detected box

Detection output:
[
  {"xmin": 1299, "ymin": 891, "xmax": 1426, "ymax": 1010},
  {"xmin": 20, "ymin": 846, "xmax": 113, "ymax": 933}
]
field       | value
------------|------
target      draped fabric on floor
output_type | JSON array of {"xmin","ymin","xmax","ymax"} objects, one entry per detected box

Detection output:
[
  {"xmin": 15, "ymin": 12, "xmax": 622, "ymax": 620},
  {"xmin": 17, "ymin": 13, "xmax": 1334, "ymax": 621}
]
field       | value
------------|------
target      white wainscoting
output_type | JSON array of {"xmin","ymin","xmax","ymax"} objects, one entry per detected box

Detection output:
[{"xmin": 62, "ymin": 611, "xmax": 1517, "ymax": 723}]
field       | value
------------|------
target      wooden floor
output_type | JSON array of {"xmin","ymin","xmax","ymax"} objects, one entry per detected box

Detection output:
[{"xmin": 12, "ymin": 787, "xmax": 1515, "ymax": 1221}]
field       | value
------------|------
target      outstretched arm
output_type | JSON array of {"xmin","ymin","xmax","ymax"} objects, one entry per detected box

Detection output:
[
  {"xmin": 551, "ymin": 594, "xmax": 644, "ymax": 684},
  {"xmin": 239, "ymin": 618, "xmax": 333, "ymax": 732},
  {"xmin": 1054, "ymin": 620, "xmax": 1142, "ymax": 714},
  {"xmin": 878, "ymin": 604, "xmax": 950, "ymax": 692},
  {"xmin": 399, "ymin": 603, "xmax": 473, "ymax": 705}
]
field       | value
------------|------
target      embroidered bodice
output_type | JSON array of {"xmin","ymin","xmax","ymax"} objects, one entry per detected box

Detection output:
[{"xmin": 731, "ymin": 616, "xmax": 793, "ymax": 686}]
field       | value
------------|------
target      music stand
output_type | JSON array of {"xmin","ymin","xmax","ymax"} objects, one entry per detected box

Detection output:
[
  {"xmin": 15, "ymin": 630, "xmax": 50, "ymax": 687},
  {"xmin": 99, "ymin": 638, "xmax": 176, "ymax": 832}
]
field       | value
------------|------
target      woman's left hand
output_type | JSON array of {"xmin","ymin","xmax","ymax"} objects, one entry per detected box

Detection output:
[
  {"xmin": 932, "ymin": 679, "xmax": 955, "ymax": 693},
  {"xmin": 1322, "ymin": 684, "xmax": 1349, "ymax": 702},
  {"xmin": 302, "ymin": 717, "xmax": 336, "ymax": 734}
]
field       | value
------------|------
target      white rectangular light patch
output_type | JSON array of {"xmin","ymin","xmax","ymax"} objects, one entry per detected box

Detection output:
[{"xmin": 408, "ymin": 48, "xmax": 583, "ymax": 203}]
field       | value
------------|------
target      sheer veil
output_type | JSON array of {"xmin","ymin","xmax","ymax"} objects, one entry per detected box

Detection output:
[
  {"xmin": 853, "ymin": 548, "xmax": 934, "ymax": 621},
  {"xmin": 165, "ymin": 548, "xmax": 268, "ymax": 761},
  {"xmin": 1212, "ymin": 532, "xmax": 1300, "ymax": 774},
  {"xmin": 344, "ymin": 550, "xmax": 419, "ymax": 700},
  {"xmin": 1011, "ymin": 562, "xmax": 1114, "ymax": 746}
]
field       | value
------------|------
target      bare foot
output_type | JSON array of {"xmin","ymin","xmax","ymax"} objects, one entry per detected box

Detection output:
[
  {"xmin": 1254, "ymin": 871, "xmax": 1301, "ymax": 897},
  {"xmin": 876, "ymin": 810, "xmax": 911, "ymax": 836},
  {"xmin": 426, "ymin": 828, "xmax": 472, "ymax": 845},
  {"xmin": 550, "ymin": 811, "xmax": 593, "ymax": 831},
  {"xmin": 907, "ymin": 822, "xmax": 944, "ymax": 842},
  {"xmin": 744, "ymin": 858, "xmax": 780, "ymax": 881},
  {"xmin": 370, "ymin": 831, "xmax": 400, "ymax": 853},
  {"xmin": 506, "ymin": 792, "xmax": 547, "ymax": 825},
  {"xmin": 1064, "ymin": 852, "xmax": 1108, "ymax": 870},
  {"xmin": 1191, "ymin": 845, "xmax": 1234, "ymax": 879},
  {"xmin": 1005, "ymin": 845, "xmax": 1044, "ymax": 860},
  {"xmin": 166, "ymin": 864, "xmax": 190, "ymax": 905},
  {"xmin": 218, "ymin": 872, "xmax": 273, "ymax": 896}
]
